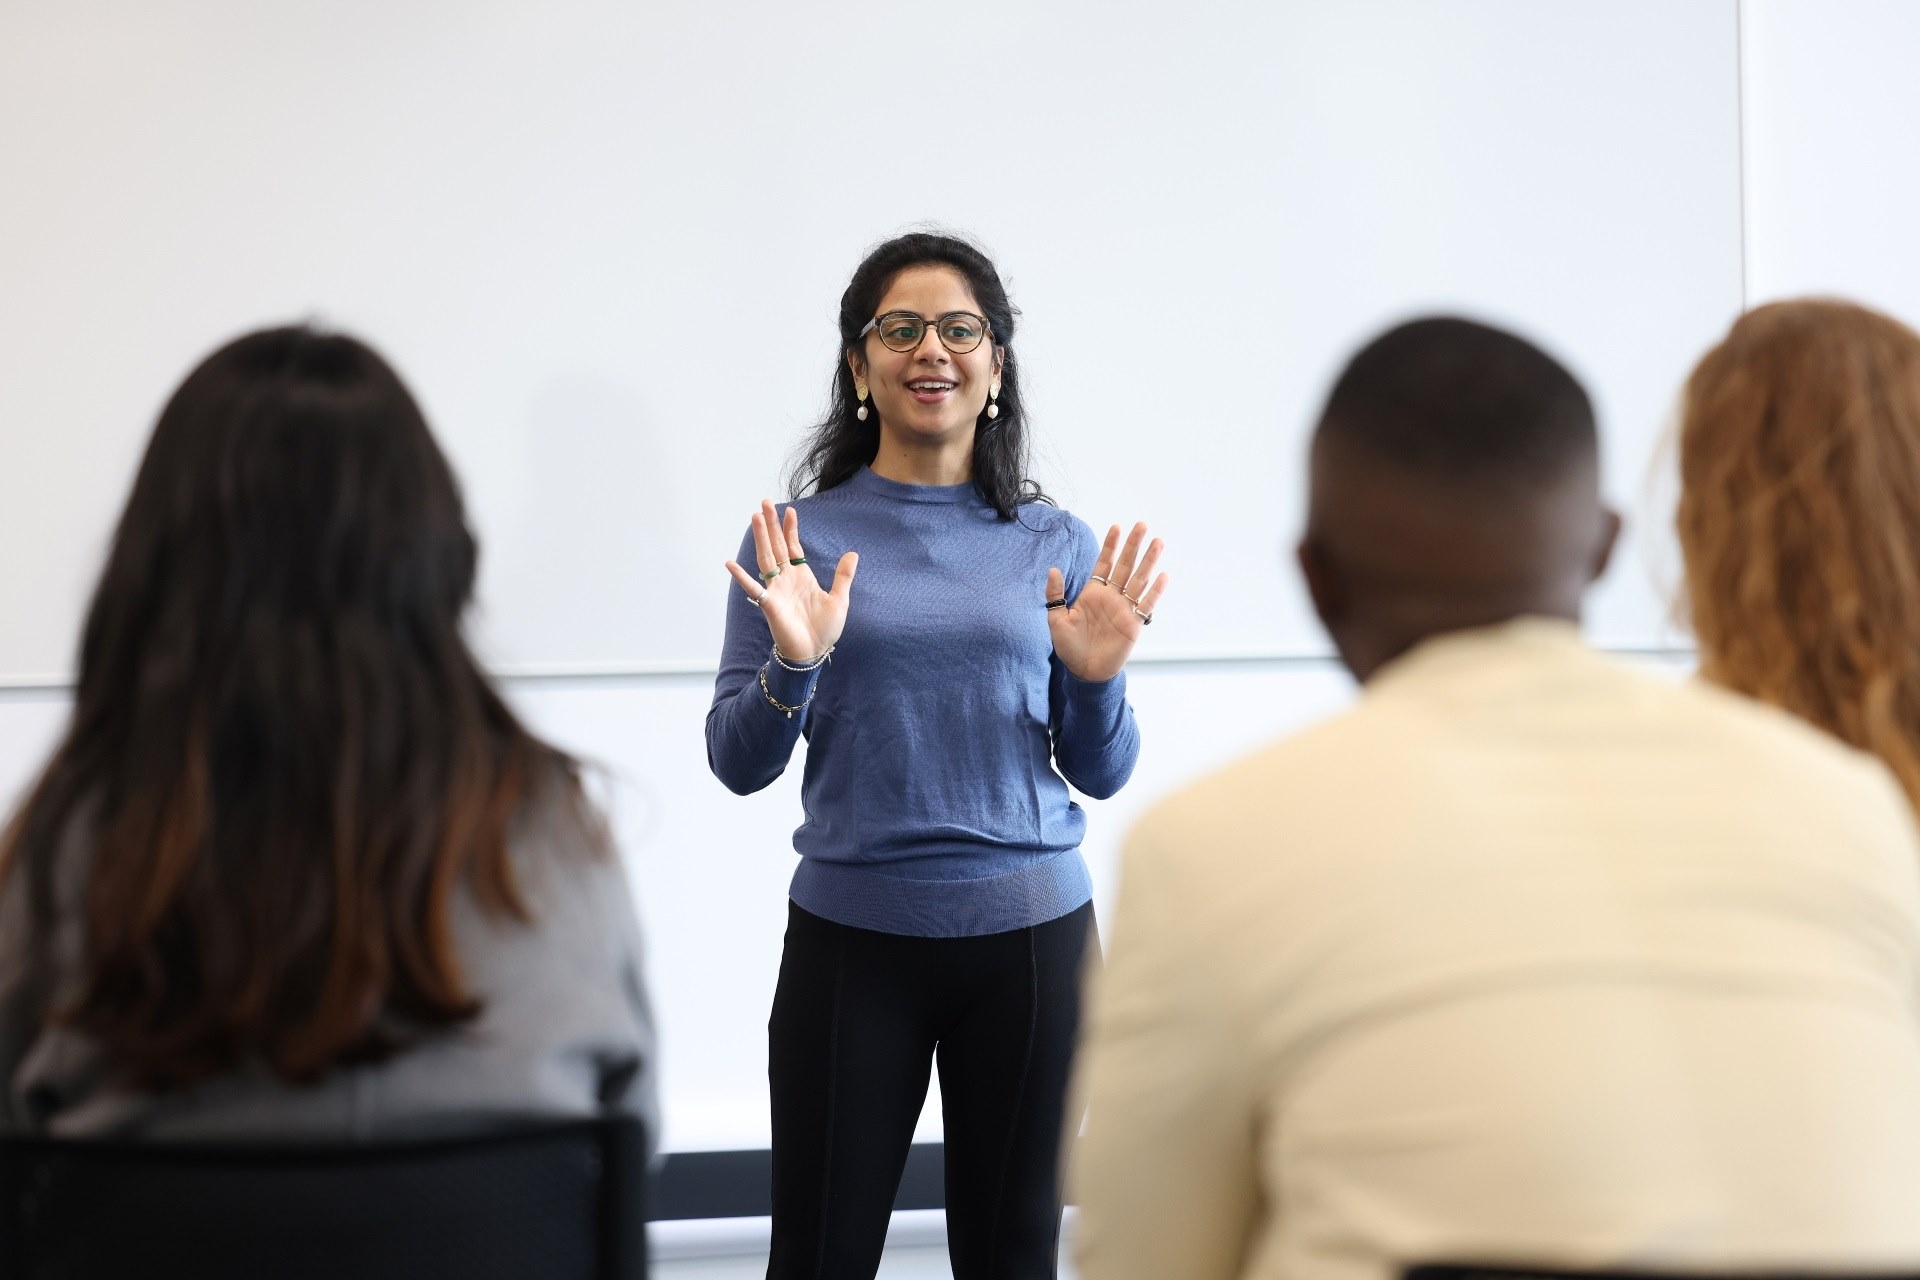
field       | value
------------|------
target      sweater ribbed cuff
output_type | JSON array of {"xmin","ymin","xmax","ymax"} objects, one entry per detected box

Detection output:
[{"xmin": 1061, "ymin": 668, "xmax": 1128, "ymax": 721}]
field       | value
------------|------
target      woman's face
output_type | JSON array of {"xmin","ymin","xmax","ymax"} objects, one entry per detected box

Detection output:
[{"xmin": 849, "ymin": 264, "xmax": 1003, "ymax": 451}]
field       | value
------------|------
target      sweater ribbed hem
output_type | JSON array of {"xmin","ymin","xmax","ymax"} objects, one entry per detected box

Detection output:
[{"xmin": 788, "ymin": 849, "xmax": 1093, "ymax": 938}]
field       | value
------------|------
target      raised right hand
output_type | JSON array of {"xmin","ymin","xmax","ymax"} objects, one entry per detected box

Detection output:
[{"xmin": 725, "ymin": 499, "xmax": 858, "ymax": 663}]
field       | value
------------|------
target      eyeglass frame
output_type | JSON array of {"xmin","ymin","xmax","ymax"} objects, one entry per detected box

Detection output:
[{"xmin": 857, "ymin": 309, "xmax": 995, "ymax": 355}]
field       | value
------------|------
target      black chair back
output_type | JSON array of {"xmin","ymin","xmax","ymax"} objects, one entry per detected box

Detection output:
[{"xmin": 0, "ymin": 1116, "xmax": 648, "ymax": 1280}]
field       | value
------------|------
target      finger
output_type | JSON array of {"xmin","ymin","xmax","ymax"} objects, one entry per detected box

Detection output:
[
  {"xmin": 1090, "ymin": 524, "xmax": 1121, "ymax": 583},
  {"xmin": 829, "ymin": 551, "xmax": 860, "ymax": 602},
  {"xmin": 1045, "ymin": 566, "xmax": 1066, "ymax": 603},
  {"xmin": 761, "ymin": 499, "xmax": 796, "ymax": 564},
  {"xmin": 750, "ymin": 510, "xmax": 778, "ymax": 578},
  {"xmin": 1108, "ymin": 522, "xmax": 1149, "ymax": 592},
  {"xmin": 784, "ymin": 506, "xmax": 808, "ymax": 566},
  {"xmin": 725, "ymin": 560, "xmax": 766, "ymax": 598},
  {"xmin": 1123, "ymin": 537, "xmax": 1164, "ymax": 601},
  {"xmin": 1136, "ymin": 572, "xmax": 1170, "ymax": 615}
]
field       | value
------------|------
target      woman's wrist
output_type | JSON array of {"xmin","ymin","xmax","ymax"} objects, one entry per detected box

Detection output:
[
  {"xmin": 758, "ymin": 649, "xmax": 826, "ymax": 719},
  {"xmin": 1062, "ymin": 659, "xmax": 1125, "ymax": 687},
  {"xmin": 772, "ymin": 641, "xmax": 834, "ymax": 670}
]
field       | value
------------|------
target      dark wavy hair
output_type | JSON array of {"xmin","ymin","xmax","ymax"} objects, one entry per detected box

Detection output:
[
  {"xmin": 788, "ymin": 231, "xmax": 1050, "ymax": 519},
  {"xmin": 0, "ymin": 325, "xmax": 591, "ymax": 1088}
]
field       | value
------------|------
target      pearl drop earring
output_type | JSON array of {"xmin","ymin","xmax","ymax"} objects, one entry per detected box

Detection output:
[
  {"xmin": 986, "ymin": 387, "xmax": 1000, "ymax": 420},
  {"xmin": 856, "ymin": 385, "xmax": 869, "ymax": 421}
]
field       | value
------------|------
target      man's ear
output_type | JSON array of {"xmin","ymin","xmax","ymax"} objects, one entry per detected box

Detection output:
[
  {"xmin": 1589, "ymin": 507, "xmax": 1623, "ymax": 584},
  {"xmin": 1297, "ymin": 537, "xmax": 1346, "ymax": 629}
]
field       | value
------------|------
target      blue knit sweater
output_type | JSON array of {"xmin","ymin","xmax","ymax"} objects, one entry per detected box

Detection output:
[{"xmin": 705, "ymin": 466, "xmax": 1141, "ymax": 937}]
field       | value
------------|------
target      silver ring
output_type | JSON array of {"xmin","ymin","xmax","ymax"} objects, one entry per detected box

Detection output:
[
  {"xmin": 1132, "ymin": 605, "xmax": 1153, "ymax": 625},
  {"xmin": 749, "ymin": 588, "xmax": 767, "ymax": 608},
  {"xmin": 1089, "ymin": 574, "xmax": 1110, "ymax": 586}
]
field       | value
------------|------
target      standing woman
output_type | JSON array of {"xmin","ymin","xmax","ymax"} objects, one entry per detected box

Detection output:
[{"xmin": 706, "ymin": 232, "xmax": 1166, "ymax": 1278}]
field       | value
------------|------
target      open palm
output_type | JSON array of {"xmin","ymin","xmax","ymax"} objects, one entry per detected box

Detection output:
[
  {"xmin": 725, "ymin": 499, "xmax": 858, "ymax": 663},
  {"xmin": 1048, "ymin": 522, "xmax": 1167, "ymax": 683}
]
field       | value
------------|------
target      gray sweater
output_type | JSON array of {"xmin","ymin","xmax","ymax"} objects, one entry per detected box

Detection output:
[{"xmin": 0, "ymin": 803, "xmax": 657, "ymax": 1154}]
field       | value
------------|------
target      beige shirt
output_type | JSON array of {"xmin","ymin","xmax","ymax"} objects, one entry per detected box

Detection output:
[{"xmin": 1070, "ymin": 619, "xmax": 1920, "ymax": 1280}]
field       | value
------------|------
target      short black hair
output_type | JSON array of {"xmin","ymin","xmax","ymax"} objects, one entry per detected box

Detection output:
[{"xmin": 1315, "ymin": 316, "xmax": 1597, "ymax": 483}]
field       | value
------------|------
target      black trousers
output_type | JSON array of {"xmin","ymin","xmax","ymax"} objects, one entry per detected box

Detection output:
[{"xmin": 766, "ymin": 899, "xmax": 1097, "ymax": 1280}]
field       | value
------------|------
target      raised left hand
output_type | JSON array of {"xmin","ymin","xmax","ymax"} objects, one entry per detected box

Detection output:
[{"xmin": 1047, "ymin": 521, "xmax": 1168, "ymax": 684}]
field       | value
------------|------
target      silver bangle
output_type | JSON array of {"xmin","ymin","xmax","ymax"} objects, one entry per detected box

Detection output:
[{"xmin": 771, "ymin": 642, "xmax": 834, "ymax": 673}]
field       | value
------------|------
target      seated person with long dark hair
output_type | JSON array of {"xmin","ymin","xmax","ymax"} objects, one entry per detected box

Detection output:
[{"xmin": 0, "ymin": 326, "xmax": 656, "ymax": 1144}]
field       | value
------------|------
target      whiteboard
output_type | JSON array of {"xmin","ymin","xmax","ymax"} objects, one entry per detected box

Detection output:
[
  {"xmin": 0, "ymin": 0, "xmax": 1740, "ymax": 683},
  {"xmin": 1742, "ymin": 0, "xmax": 1920, "ymax": 319}
]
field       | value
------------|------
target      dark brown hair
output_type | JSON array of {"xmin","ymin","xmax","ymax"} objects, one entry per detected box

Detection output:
[
  {"xmin": 0, "ymin": 325, "xmax": 588, "ymax": 1088},
  {"xmin": 1677, "ymin": 298, "xmax": 1920, "ymax": 807}
]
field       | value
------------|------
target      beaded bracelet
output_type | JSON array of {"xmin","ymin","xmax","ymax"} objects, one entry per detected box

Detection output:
[
  {"xmin": 771, "ymin": 642, "xmax": 834, "ymax": 673},
  {"xmin": 758, "ymin": 663, "xmax": 813, "ymax": 719}
]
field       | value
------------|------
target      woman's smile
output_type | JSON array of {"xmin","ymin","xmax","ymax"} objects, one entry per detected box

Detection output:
[{"xmin": 904, "ymin": 377, "xmax": 957, "ymax": 404}]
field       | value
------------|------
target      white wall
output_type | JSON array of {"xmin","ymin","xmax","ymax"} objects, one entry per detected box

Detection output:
[
  {"xmin": 1740, "ymin": 0, "xmax": 1920, "ymax": 315},
  {"xmin": 0, "ymin": 662, "xmax": 1361, "ymax": 1151},
  {"xmin": 5, "ymin": 0, "xmax": 1913, "ymax": 1155}
]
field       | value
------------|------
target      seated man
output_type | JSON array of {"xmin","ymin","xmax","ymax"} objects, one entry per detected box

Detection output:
[{"xmin": 1069, "ymin": 318, "xmax": 1920, "ymax": 1280}]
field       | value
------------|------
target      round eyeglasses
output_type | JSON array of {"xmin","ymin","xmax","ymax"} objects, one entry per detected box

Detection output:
[{"xmin": 859, "ymin": 310, "xmax": 992, "ymax": 355}]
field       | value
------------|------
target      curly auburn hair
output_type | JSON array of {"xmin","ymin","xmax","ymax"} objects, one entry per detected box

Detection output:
[{"xmin": 1677, "ymin": 297, "xmax": 1920, "ymax": 807}]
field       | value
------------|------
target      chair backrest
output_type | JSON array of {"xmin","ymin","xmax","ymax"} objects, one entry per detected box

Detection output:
[
  {"xmin": 0, "ymin": 1116, "xmax": 648, "ymax": 1280},
  {"xmin": 1408, "ymin": 1265, "xmax": 1920, "ymax": 1280}
]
